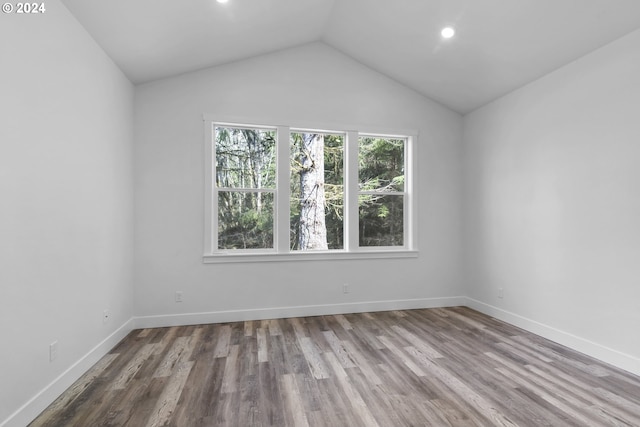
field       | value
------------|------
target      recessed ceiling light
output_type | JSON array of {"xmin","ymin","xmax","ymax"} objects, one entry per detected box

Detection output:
[
  {"xmin": 217, "ymin": 0, "xmax": 228, "ymax": 3},
  {"xmin": 441, "ymin": 27, "xmax": 455, "ymax": 39}
]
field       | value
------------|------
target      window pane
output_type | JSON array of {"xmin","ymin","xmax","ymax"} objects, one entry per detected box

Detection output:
[
  {"xmin": 290, "ymin": 132, "xmax": 344, "ymax": 250},
  {"xmin": 215, "ymin": 126, "xmax": 276, "ymax": 189},
  {"xmin": 358, "ymin": 137, "xmax": 404, "ymax": 192},
  {"xmin": 359, "ymin": 194, "xmax": 403, "ymax": 247},
  {"xmin": 218, "ymin": 191, "xmax": 274, "ymax": 249}
]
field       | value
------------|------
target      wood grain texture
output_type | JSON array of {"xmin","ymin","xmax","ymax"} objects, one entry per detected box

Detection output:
[{"xmin": 29, "ymin": 307, "xmax": 640, "ymax": 426}]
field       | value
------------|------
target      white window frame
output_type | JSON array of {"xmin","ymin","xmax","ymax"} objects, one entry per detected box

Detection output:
[{"xmin": 203, "ymin": 115, "xmax": 418, "ymax": 263}]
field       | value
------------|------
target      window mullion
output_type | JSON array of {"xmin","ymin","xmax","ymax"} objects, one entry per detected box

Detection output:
[
  {"xmin": 276, "ymin": 126, "xmax": 290, "ymax": 253},
  {"xmin": 204, "ymin": 121, "xmax": 215, "ymax": 254},
  {"xmin": 345, "ymin": 131, "xmax": 359, "ymax": 252},
  {"xmin": 406, "ymin": 134, "xmax": 416, "ymax": 250}
]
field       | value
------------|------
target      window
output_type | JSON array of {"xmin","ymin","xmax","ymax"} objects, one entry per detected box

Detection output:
[
  {"xmin": 204, "ymin": 118, "xmax": 416, "ymax": 262},
  {"xmin": 358, "ymin": 136, "xmax": 406, "ymax": 247},
  {"xmin": 215, "ymin": 126, "xmax": 276, "ymax": 250}
]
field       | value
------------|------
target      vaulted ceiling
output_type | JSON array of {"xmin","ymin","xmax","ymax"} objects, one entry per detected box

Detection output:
[{"xmin": 61, "ymin": 0, "xmax": 640, "ymax": 114}]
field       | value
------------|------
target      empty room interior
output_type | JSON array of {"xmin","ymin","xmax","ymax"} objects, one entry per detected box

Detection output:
[{"xmin": 2, "ymin": 0, "xmax": 640, "ymax": 425}]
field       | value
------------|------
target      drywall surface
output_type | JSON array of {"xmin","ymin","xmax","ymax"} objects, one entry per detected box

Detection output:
[
  {"xmin": 0, "ymin": 1, "xmax": 134, "ymax": 425},
  {"xmin": 134, "ymin": 42, "xmax": 463, "ymax": 321},
  {"xmin": 463, "ymin": 29, "xmax": 640, "ymax": 370}
]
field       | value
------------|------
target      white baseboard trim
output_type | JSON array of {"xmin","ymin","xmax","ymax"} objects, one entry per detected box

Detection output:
[
  {"xmin": 1, "ymin": 319, "xmax": 135, "ymax": 427},
  {"xmin": 134, "ymin": 296, "xmax": 467, "ymax": 329},
  {"xmin": 464, "ymin": 297, "xmax": 640, "ymax": 376}
]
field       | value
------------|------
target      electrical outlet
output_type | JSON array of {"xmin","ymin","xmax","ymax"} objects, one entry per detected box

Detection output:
[
  {"xmin": 175, "ymin": 291, "xmax": 183, "ymax": 302},
  {"xmin": 498, "ymin": 288, "xmax": 504, "ymax": 299},
  {"xmin": 49, "ymin": 341, "xmax": 58, "ymax": 362},
  {"xmin": 343, "ymin": 283, "xmax": 349, "ymax": 294},
  {"xmin": 103, "ymin": 309, "xmax": 110, "ymax": 324}
]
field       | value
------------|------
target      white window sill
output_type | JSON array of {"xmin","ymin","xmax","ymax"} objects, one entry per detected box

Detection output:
[{"xmin": 203, "ymin": 250, "xmax": 419, "ymax": 264}]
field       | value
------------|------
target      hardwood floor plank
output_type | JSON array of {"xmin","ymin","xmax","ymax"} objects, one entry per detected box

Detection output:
[
  {"xmin": 406, "ymin": 348, "xmax": 517, "ymax": 426},
  {"xmin": 595, "ymin": 387, "xmax": 640, "ymax": 417},
  {"xmin": 435, "ymin": 349, "xmax": 560, "ymax": 425},
  {"xmin": 243, "ymin": 320, "xmax": 254, "ymax": 337},
  {"xmin": 153, "ymin": 336, "xmax": 189, "ymax": 378},
  {"xmin": 145, "ymin": 360, "xmax": 193, "ymax": 427},
  {"xmin": 212, "ymin": 324, "xmax": 232, "ymax": 358},
  {"xmin": 256, "ymin": 327, "xmax": 268, "ymax": 363},
  {"xmin": 512, "ymin": 334, "xmax": 611, "ymax": 377},
  {"xmin": 281, "ymin": 373, "xmax": 310, "ymax": 427},
  {"xmin": 333, "ymin": 314, "xmax": 353, "ymax": 331},
  {"xmin": 136, "ymin": 329, "xmax": 151, "ymax": 338},
  {"xmin": 119, "ymin": 378, "xmax": 167, "ymax": 427},
  {"xmin": 236, "ymin": 339, "xmax": 259, "ymax": 427},
  {"xmin": 526, "ymin": 364, "xmax": 640, "ymax": 426},
  {"xmin": 181, "ymin": 357, "xmax": 225, "ymax": 422},
  {"xmin": 257, "ymin": 360, "xmax": 286, "ymax": 426},
  {"xmin": 348, "ymin": 318, "xmax": 385, "ymax": 351},
  {"xmin": 428, "ymin": 398, "xmax": 479, "ymax": 427},
  {"xmin": 340, "ymin": 340, "xmax": 383, "ymax": 385},
  {"xmin": 323, "ymin": 352, "xmax": 380, "ymax": 426},
  {"xmin": 111, "ymin": 343, "xmax": 157, "ymax": 390},
  {"xmin": 488, "ymin": 352, "xmax": 612, "ymax": 427},
  {"xmin": 30, "ymin": 307, "xmax": 640, "ymax": 427},
  {"xmin": 392, "ymin": 324, "xmax": 444, "ymax": 359},
  {"xmin": 286, "ymin": 317, "xmax": 308, "ymax": 340},
  {"xmin": 378, "ymin": 335, "xmax": 426, "ymax": 377},
  {"xmin": 298, "ymin": 337, "xmax": 330, "ymax": 380},
  {"xmin": 268, "ymin": 319, "xmax": 283, "ymax": 336},
  {"xmin": 321, "ymin": 330, "xmax": 356, "ymax": 368},
  {"xmin": 345, "ymin": 368, "xmax": 408, "ymax": 426},
  {"xmin": 221, "ymin": 344, "xmax": 240, "ymax": 394}
]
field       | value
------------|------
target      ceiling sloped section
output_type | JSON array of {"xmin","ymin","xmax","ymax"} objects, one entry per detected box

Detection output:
[{"xmin": 62, "ymin": 0, "xmax": 640, "ymax": 114}]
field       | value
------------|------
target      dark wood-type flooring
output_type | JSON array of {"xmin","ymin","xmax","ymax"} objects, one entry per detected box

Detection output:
[{"xmin": 30, "ymin": 307, "xmax": 640, "ymax": 426}]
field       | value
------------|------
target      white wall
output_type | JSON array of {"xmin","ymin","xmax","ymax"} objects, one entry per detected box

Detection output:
[
  {"xmin": 134, "ymin": 42, "xmax": 463, "ymax": 325},
  {"xmin": 0, "ymin": 2, "xmax": 135, "ymax": 425},
  {"xmin": 463, "ymin": 29, "xmax": 640, "ymax": 373}
]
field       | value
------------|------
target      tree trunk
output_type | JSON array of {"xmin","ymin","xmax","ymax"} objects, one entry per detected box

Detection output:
[{"xmin": 298, "ymin": 133, "xmax": 328, "ymax": 250}]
